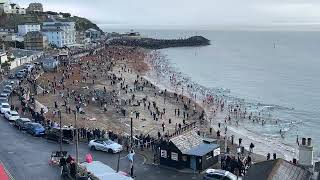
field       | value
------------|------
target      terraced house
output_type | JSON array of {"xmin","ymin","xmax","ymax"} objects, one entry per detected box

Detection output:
[{"xmin": 42, "ymin": 19, "xmax": 76, "ymax": 48}]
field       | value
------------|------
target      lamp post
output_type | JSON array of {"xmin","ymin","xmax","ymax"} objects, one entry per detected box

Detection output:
[
  {"xmin": 116, "ymin": 150, "xmax": 120, "ymax": 172},
  {"xmin": 74, "ymin": 110, "xmax": 79, "ymax": 163},
  {"xmin": 224, "ymin": 124, "xmax": 228, "ymax": 153},
  {"xmin": 130, "ymin": 111, "xmax": 133, "ymax": 149},
  {"xmin": 59, "ymin": 110, "xmax": 62, "ymax": 153}
]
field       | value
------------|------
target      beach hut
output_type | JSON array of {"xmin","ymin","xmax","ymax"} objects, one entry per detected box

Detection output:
[{"xmin": 159, "ymin": 130, "xmax": 220, "ymax": 171}]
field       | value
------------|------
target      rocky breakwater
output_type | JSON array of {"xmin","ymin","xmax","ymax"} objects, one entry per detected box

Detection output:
[{"xmin": 107, "ymin": 36, "xmax": 210, "ymax": 49}]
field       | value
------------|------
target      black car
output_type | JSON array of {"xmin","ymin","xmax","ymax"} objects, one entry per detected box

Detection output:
[
  {"xmin": 16, "ymin": 72, "xmax": 25, "ymax": 79},
  {"xmin": 14, "ymin": 118, "xmax": 31, "ymax": 130},
  {"xmin": 46, "ymin": 127, "xmax": 74, "ymax": 143}
]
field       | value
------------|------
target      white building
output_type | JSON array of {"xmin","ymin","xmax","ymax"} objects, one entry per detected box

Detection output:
[
  {"xmin": 0, "ymin": 50, "xmax": 8, "ymax": 64},
  {"xmin": 4, "ymin": 34, "xmax": 24, "ymax": 42},
  {"xmin": 0, "ymin": 0, "xmax": 26, "ymax": 14},
  {"xmin": 18, "ymin": 24, "xmax": 41, "ymax": 36},
  {"xmin": 42, "ymin": 20, "xmax": 76, "ymax": 48}
]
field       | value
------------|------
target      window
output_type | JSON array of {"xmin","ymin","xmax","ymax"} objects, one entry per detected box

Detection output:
[
  {"xmin": 171, "ymin": 152, "xmax": 178, "ymax": 161},
  {"xmin": 205, "ymin": 174, "xmax": 223, "ymax": 179},
  {"xmin": 206, "ymin": 151, "xmax": 213, "ymax": 160},
  {"xmin": 160, "ymin": 150, "xmax": 167, "ymax": 158},
  {"xmin": 94, "ymin": 140, "xmax": 103, "ymax": 144},
  {"xmin": 214, "ymin": 148, "xmax": 220, "ymax": 157},
  {"xmin": 182, "ymin": 155, "xmax": 187, "ymax": 161}
]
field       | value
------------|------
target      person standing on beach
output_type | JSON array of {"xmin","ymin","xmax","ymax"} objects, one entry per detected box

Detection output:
[{"xmin": 249, "ymin": 143, "xmax": 254, "ymax": 154}]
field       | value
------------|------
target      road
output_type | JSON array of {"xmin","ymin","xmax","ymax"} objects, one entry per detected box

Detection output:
[{"xmin": 0, "ymin": 79, "xmax": 201, "ymax": 180}]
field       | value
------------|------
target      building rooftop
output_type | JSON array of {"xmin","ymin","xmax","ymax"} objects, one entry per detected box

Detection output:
[
  {"xmin": 18, "ymin": 23, "xmax": 40, "ymax": 26},
  {"xmin": 170, "ymin": 130, "xmax": 203, "ymax": 154},
  {"xmin": 86, "ymin": 28, "xmax": 98, "ymax": 32},
  {"xmin": 244, "ymin": 159, "xmax": 312, "ymax": 180},
  {"xmin": 43, "ymin": 22, "xmax": 70, "ymax": 27},
  {"xmin": 10, "ymin": 49, "xmax": 38, "ymax": 58},
  {"xmin": 185, "ymin": 143, "xmax": 219, "ymax": 156},
  {"xmin": 25, "ymin": 31, "xmax": 45, "ymax": 38},
  {"xmin": 42, "ymin": 29, "xmax": 63, "ymax": 32}
]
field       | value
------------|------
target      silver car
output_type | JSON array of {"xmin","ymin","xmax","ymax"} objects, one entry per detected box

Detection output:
[
  {"xmin": 203, "ymin": 169, "xmax": 240, "ymax": 180},
  {"xmin": 89, "ymin": 139, "xmax": 123, "ymax": 153}
]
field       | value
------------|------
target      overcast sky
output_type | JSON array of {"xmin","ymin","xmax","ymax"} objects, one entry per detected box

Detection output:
[{"xmin": 15, "ymin": 0, "xmax": 320, "ymax": 30}]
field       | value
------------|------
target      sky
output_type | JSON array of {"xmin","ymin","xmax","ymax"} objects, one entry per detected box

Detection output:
[{"xmin": 15, "ymin": 0, "xmax": 320, "ymax": 30}]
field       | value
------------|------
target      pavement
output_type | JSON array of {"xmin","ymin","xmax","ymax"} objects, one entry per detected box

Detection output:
[{"xmin": 0, "ymin": 75, "xmax": 202, "ymax": 180}]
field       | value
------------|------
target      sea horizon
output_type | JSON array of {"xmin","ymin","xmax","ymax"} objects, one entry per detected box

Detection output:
[{"xmin": 99, "ymin": 24, "xmax": 320, "ymax": 32}]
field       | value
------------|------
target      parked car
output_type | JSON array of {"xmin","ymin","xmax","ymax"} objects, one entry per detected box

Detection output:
[
  {"xmin": 2, "ymin": 89, "xmax": 11, "ymax": 95},
  {"xmin": 0, "ymin": 93, "xmax": 9, "ymax": 98},
  {"xmin": 4, "ymin": 111, "xmax": 20, "ymax": 121},
  {"xmin": 19, "ymin": 69, "xmax": 27, "ymax": 73},
  {"xmin": 0, "ymin": 103, "xmax": 10, "ymax": 114},
  {"xmin": 203, "ymin": 169, "xmax": 239, "ymax": 180},
  {"xmin": 25, "ymin": 64, "xmax": 34, "ymax": 72},
  {"xmin": 25, "ymin": 123, "xmax": 45, "ymax": 136},
  {"xmin": 8, "ymin": 73, "xmax": 15, "ymax": 79},
  {"xmin": 46, "ymin": 127, "xmax": 74, "ymax": 143},
  {"xmin": 14, "ymin": 118, "xmax": 31, "ymax": 130},
  {"xmin": 16, "ymin": 72, "xmax": 25, "ymax": 79},
  {"xmin": 9, "ymin": 81, "xmax": 15, "ymax": 85},
  {"xmin": 5, "ymin": 85, "xmax": 13, "ymax": 90},
  {"xmin": 89, "ymin": 139, "xmax": 123, "ymax": 153},
  {"xmin": 0, "ymin": 97, "xmax": 7, "ymax": 103}
]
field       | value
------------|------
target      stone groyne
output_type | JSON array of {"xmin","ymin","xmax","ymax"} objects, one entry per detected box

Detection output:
[{"xmin": 107, "ymin": 36, "xmax": 210, "ymax": 49}]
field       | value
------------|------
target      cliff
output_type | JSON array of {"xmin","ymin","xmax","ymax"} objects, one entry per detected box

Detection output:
[
  {"xmin": 0, "ymin": 12, "xmax": 102, "ymax": 32},
  {"xmin": 108, "ymin": 36, "xmax": 210, "ymax": 49}
]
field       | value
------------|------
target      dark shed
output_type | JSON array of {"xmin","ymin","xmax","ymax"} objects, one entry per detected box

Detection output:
[{"xmin": 159, "ymin": 130, "xmax": 220, "ymax": 171}]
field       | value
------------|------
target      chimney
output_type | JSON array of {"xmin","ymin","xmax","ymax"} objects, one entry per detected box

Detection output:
[
  {"xmin": 307, "ymin": 138, "xmax": 312, "ymax": 146},
  {"xmin": 299, "ymin": 137, "xmax": 314, "ymax": 168},
  {"xmin": 302, "ymin": 138, "xmax": 306, "ymax": 145}
]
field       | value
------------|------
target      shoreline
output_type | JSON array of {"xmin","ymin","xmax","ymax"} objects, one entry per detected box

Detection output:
[{"xmin": 142, "ymin": 49, "xmax": 296, "ymax": 162}]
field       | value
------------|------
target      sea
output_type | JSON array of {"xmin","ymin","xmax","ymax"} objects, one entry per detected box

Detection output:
[{"xmin": 104, "ymin": 28, "xmax": 320, "ymax": 161}]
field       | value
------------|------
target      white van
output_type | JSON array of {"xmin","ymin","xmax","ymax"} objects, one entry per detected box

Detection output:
[{"xmin": 80, "ymin": 161, "xmax": 133, "ymax": 180}]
